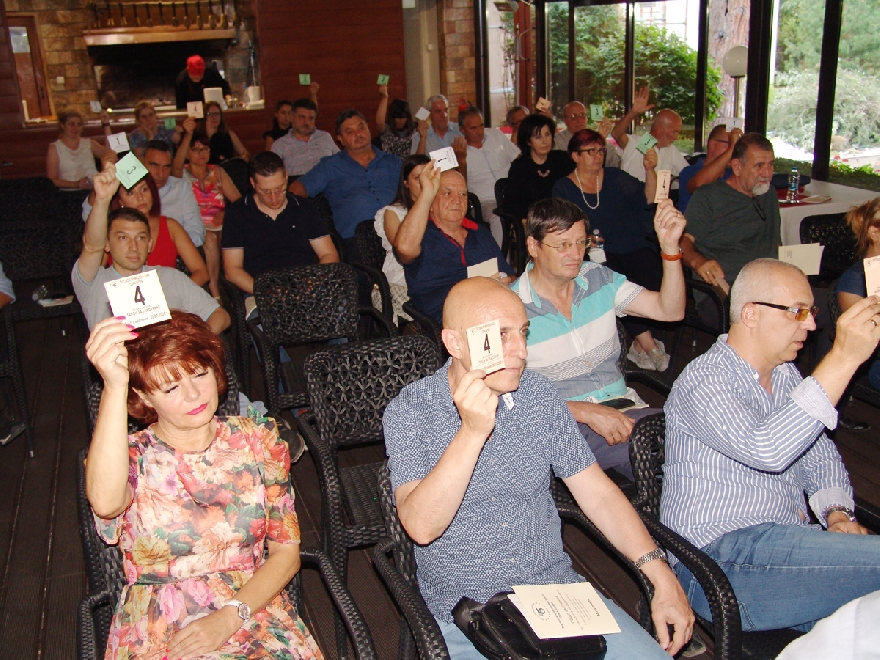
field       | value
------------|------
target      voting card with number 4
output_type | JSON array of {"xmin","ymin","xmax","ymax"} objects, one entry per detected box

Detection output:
[
  {"xmin": 466, "ymin": 320, "xmax": 506, "ymax": 374},
  {"xmin": 430, "ymin": 147, "xmax": 458, "ymax": 172},
  {"xmin": 865, "ymin": 256, "xmax": 880, "ymax": 297},
  {"xmin": 654, "ymin": 170, "xmax": 671, "ymax": 203},
  {"xmin": 104, "ymin": 270, "xmax": 171, "ymax": 329},
  {"xmin": 187, "ymin": 101, "xmax": 204, "ymax": 118}
]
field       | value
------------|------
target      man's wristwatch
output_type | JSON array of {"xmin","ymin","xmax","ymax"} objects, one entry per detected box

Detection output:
[
  {"xmin": 824, "ymin": 505, "xmax": 857, "ymax": 525},
  {"xmin": 634, "ymin": 547, "xmax": 667, "ymax": 569},
  {"xmin": 225, "ymin": 599, "xmax": 251, "ymax": 623}
]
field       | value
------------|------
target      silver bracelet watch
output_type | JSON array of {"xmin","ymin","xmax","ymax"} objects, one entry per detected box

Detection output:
[
  {"xmin": 224, "ymin": 598, "xmax": 251, "ymax": 623},
  {"xmin": 634, "ymin": 547, "xmax": 667, "ymax": 569},
  {"xmin": 823, "ymin": 505, "xmax": 857, "ymax": 526}
]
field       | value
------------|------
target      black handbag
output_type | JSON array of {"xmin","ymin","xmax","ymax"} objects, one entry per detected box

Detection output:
[{"xmin": 452, "ymin": 592, "xmax": 607, "ymax": 660}]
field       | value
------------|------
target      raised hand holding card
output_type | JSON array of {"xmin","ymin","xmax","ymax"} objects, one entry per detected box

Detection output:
[
  {"xmin": 466, "ymin": 319, "xmax": 506, "ymax": 375},
  {"xmin": 104, "ymin": 270, "xmax": 171, "ymax": 328},
  {"xmin": 429, "ymin": 146, "xmax": 459, "ymax": 172},
  {"xmin": 865, "ymin": 256, "xmax": 880, "ymax": 297},
  {"xmin": 415, "ymin": 106, "xmax": 431, "ymax": 122},
  {"xmin": 115, "ymin": 152, "xmax": 149, "ymax": 190},
  {"xmin": 654, "ymin": 170, "xmax": 671, "ymax": 203},
  {"xmin": 636, "ymin": 133, "xmax": 658, "ymax": 155},
  {"xmin": 187, "ymin": 101, "xmax": 204, "ymax": 118}
]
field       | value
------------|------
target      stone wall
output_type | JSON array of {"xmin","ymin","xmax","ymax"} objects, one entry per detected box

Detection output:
[
  {"xmin": 4, "ymin": 0, "xmax": 98, "ymax": 117},
  {"xmin": 437, "ymin": 0, "xmax": 475, "ymax": 122}
]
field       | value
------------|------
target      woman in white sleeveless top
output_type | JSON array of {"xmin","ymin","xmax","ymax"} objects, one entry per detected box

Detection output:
[
  {"xmin": 46, "ymin": 110, "xmax": 112, "ymax": 190},
  {"xmin": 373, "ymin": 153, "xmax": 431, "ymax": 323}
]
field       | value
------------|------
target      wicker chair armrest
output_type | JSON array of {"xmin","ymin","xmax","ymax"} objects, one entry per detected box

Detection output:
[
  {"xmin": 296, "ymin": 413, "xmax": 346, "ymax": 514},
  {"xmin": 350, "ymin": 261, "xmax": 394, "ymax": 325},
  {"xmin": 298, "ymin": 547, "xmax": 378, "ymax": 660},
  {"xmin": 357, "ymin": 304, "xmax": 398, "ymax": 338},
  {"xmin": 76, "ymin": 589, "xmax": 114, "ymax": 660},
  {"xmin": 635, "ymin": 512, "xmax": 742, "ymax": 660},
  {"xmin": 401, "ymin": 302, "xmax": 444, "ymax": 348},
  {"xmin": 685, "ymin": 277, "xmax": 730, "ymax": 334},
  {"xmin": 373, "ymin": 537, "xmax": 451, "ymax": 660}
]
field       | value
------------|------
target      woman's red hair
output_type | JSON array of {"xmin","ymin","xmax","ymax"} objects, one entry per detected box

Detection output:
[
  {"xmin": 126, "ymin": 310, "xmax": 227, "ymax": 424},
  {"xmin": 111, "ymin": 172, "xmax": 162, "ymax": 217}
]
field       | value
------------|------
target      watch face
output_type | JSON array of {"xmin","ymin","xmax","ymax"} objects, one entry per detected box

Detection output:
[{"xmin": 237, "ymin": 602, "xmax": 251, "ymax": 620}]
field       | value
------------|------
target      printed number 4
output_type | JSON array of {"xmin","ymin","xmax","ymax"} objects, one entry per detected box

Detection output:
[
  {"xmin": 483, "ymin": 335, "xmax": 490, "ymax": 352},
  {"xmin": 134, "ymin": 286, "xmax": 146, "ymax": 306}
]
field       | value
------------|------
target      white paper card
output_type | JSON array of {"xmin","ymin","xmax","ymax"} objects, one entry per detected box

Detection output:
[
  {"xmin": 104, "ymin": 270, "xmax": 171, "ymax": 328},
  {"xmin": 778, "ymin": 243, "xmax": 824, "ymax": 276},
  {"xmin": 415, "ymin": 106, "xmax": 431, "ymax": 122},
  {"xmin": 115, "ymin": 152, "xmax": 149, "ymax": 190},
  {"xmin": 654, "ymin": 169, "xmax": 671, "ymax": 203},
  {"xmin": 510, "ymin": 583, "xmax": 621, "ymax": 639},
  {"xmin": 89, "ymin": 101, "xmax": 102, "ymax": 113},
  {"xmin": 731, "ymin": 117, "xmax": 744, "ymax": 130},
  {"xmin": 466, "ymin": 258, "xmax": 498, "ymax": 279},
  {"xmin": 107, "ymin": 132, "xmax": 130, "ymax": 153},
  {"xmin": 865, "ymin": 256, "xmax": 880, "ymax": 297},
  {"xmin": 187, "ymin": 101, "xmax": 204, "ymax": 118},
  {"xmin": 430, "ymin": 146, "xmax": 459, "ymax": 172},
  {"xmin": 203, "ymin": 87, "xmax": 224, "ymax": 104},
  {"xmin": 466, "ymin": 319, "xmax": 506, "ymax": 374},
  {"xmin": 536, "ymin": 97, "xmax": 551, "ymax": 112}
]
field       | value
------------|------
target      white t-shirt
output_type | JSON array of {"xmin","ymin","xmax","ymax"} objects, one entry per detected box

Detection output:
[
  {"xmin": 620, "ymin": 138, "xmax": 688, "ymax": 184},
  {"xmin": 373, "ymin": 204, "xmax": 407, "ymax": 287},
  {"xmin": 465, "ymin": 128, "xmax": 521, "ymax": 204}
]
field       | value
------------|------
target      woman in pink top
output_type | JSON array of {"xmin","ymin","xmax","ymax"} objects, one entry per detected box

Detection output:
[{"xmin": 178, "ymin": 129, "xmax": 241, "ymax": 299}]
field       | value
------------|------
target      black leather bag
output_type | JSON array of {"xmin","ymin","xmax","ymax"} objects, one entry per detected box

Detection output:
[{"xmin": 452, "ymin": 592, "xmax": 607, "ymax": 660}]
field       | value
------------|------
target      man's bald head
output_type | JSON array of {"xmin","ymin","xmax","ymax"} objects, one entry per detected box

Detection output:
[
  {"xmin": 443, "ymin": 277, "xmax": 522, "ymax": 330},
  {"xmin": 650, "ymin": 109, "xmax": 683, "ymax": 147},
  {"xmin": 563, "ymin": 101, "xmax": 587, "ymax": 134},
  {"xmin": 729, "ymin": 258, "xmax": 807, "ymax": 324}
]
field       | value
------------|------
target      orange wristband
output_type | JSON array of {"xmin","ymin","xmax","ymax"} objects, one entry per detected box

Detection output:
[{"xmin": 660, "ymin": 249, "xmax": 683, "ymax": 261}]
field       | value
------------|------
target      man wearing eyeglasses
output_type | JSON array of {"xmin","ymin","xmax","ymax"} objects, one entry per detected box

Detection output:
[
  {"xmin": 662, "ymin": 257, "xmax": 880, "ymax": 632},
  {"xmin": 676, "ymin": 124, "xmax": 741, "ymax": 212},
  {"xmin": 511, "ymin": 197, "xmax": 686, "ymax": 479},
  {"xmin": 681, "ymin": 133, "xmax": 780, "ymax": 296},
  {"xmin": 553, "ymin": 101, "xmax": 619, "ymax": 167}
]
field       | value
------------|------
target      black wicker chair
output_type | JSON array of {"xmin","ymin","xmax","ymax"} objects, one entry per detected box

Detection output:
[
  {"xmin": 466, "ymin": 192, "xmax": 484, "ymax": 226},
  {"xmin": 249, "ymin": 263, "xmax": 396, "ymax": 418},
  {"xmin": 75, "ymin": 448, "xmax": 378, "ymax": 660},
  {"xmin": 353, "ymin": 219, "xmax": 394, "ymax": 324},
  {"xmin": 0, "ymin": 305, "xmax": 34, "ymax": 455},
  {"xmin": 493, "ymin": 177, "xmax": 527, "ymax": 276},
  {"xmin": 219, "ymin": 278, "xmax": 253, "ymax": 396},
  {"xmin": 799, "ymin": 212, "xmax": 857, "ymax": 287},
  {"xmin": 299, "ymin": 335, "xmax": 441, "ymax": 657},
  {"xmin": 220, "ymin": 157, "xmax": 252, "ymax": 196},
  {"xmin": 0, "ymin": 176, "xmax": 59, "ymax": 224},
  {"xmin": 625, "ymin": 412, "xmax": 880, "ymax": 660}
]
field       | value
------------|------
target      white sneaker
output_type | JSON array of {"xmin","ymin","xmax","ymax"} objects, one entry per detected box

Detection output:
[
  {"xmin": 627, "ymin": 342, "xmax": 656, "ymax": 370},
  {"xmin": 648, "ymin": 340, "xmax": 670, "ymax": 372}
]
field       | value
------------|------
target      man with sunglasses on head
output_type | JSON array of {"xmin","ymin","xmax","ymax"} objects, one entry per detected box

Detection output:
[
  {"xmin": 681, "ymin": 133, "xmax": 780, "ymax": 295},
  {"xmin": 663, "ymin": 257, "xmax": 880, "ymax": 633}
]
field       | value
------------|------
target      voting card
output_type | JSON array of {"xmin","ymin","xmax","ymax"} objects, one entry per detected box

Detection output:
[
  {"xmin": 590, "ymin": 104, "xmax": 604, "ymax": 121},
  {"xmin": 89, "ymin": 100, "xmax": 102, "ymax": 113},
  {"xmin": 414, "ymin": 106, "xmax": 431, "ymax": 122},
  {"xmin": 115, "ymin": 152, "xmax": 149, "ymax": 190},
  {"xmin": 466, "ymin": 258, "xmax": 498, "ymax": 279},
  {"xmin": 731, "ymin": 117, "xmax": 744, "ymax": 131},
  {"xmin": 778, "ymin": 243, "xmax": 824, "ymax": 276},
  {"xmin": 536, "ymin": 97, "xmax": 551, "ymax": 112},
  {"xmin": 466, "ymin": 319, "xmax": 506, "ymax": 374},
  {"xmin": 164, "ymin": 117, "xmax": 177, "ymax": 130},
  {"xmin": 107, "ymin": 132, "xmax": 130, "ymax": 154},
  {"xmin": 636, "ymin": 133, "xmax": 658, "ymax": 154},
  {"xmin": 865, "ymin": 256, "xmax": 880, "ymax": 297},
  {"xmin": 429, "ymin": 146, "xmax": 458, "ymax": 172},
  {"xmin": 299, "ymin": 73, "xmax": 311, "ymax": 85},
  {"xmin": 654, "ymin": 169, "xmax": 671, "ymax": 203},
  {"xmin": 377, "ymin": 74, "xmax": 390, "ymax": 85},
  {"xmin": 511, "ymin": 583, "xmax": 620, "ymax": 639},
  {"xmin": 104, "ymin": 270, "xmax": 171, "ymax": 329},
  {"xmin": 187, "ymin": 101, "xmax": 204, "ymax": 118}
]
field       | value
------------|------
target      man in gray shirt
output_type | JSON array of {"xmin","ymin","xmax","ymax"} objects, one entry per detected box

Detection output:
[
  {"xmin": 73, "ymin": 163, "xmax": 229, "ymax": 334},
  {"xmin": 270, "ymin": 98, "xmax": 339, "ymax": 177}
]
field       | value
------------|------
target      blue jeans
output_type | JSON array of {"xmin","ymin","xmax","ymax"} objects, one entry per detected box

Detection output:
[
  {"xmin": 674, "ymin": 522, "xmax": 880, "ymax": 632},
  {"xmin": 438, "ymin": 592, "xmax": 672, "ymax": 660}
]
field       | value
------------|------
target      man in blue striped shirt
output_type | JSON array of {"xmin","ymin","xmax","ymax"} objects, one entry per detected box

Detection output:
[
  {"xmin": 511, "ymin": 198, "xmax": 686, "ymax": 479},
  {"xmin": 663, "ymin": 258, "xmax": 880, "ymax": 632}
]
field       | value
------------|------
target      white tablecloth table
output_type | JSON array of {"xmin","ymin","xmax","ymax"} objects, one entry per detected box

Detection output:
[{"xmin": 780, "ymin": 180, "xmax": 879, "ymax": 245}]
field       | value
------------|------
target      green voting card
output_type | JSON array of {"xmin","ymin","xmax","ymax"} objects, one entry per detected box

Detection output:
[
  {"xmin": 636, "ymin": 133, "xmax": 658, "ymax": 154},
  {"xmin": 299, "ymin": 74, "xmax": 311, "ymax": 85},
  {"xmin": 590, "ymin": 104, "xmax": 604, "ymax": 121},
  {"xmin": 164, "ymin": 117, "xmax": 177, "ymax": 130},
  {"xmin": 116, "ymin": 152, "xmax": 149, "ymax": 190},
  {"xmin": 377, "ymin": 74, "xmax": 390, "ymax": 85}
]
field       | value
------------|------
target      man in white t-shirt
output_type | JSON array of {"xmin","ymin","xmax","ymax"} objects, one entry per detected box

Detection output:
[
  {"xmin": 457, "ymin": 107, "xmax": 521, "ymax": 246},
  {"xmin": 612, "ymin": 87, "xmax": 688, "ymax": 184}
]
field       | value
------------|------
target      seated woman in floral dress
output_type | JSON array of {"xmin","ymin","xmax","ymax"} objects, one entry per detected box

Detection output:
[{"xmin": 85, "ymin": 311, "xmax": 322, "ymax": 659}]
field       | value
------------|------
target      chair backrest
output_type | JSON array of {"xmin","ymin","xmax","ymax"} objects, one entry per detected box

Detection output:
[
  {"xmin": 220, "ymin": 158, "xmax": 252, "ymax": 196},
  {"xmin": 494, "ymin": 177, "xmax": 509, "ymax": 212},
  {"xmin": 0, "ymin": 177, "xmax": 59, "ymax": 224},
  {"xmin": 0, "ymin": 220, "xmax": 79, "ymax": 281},
  {"xmin": 76, "ymin": 448, "xmax": 126, "ymax": 658},
  {"xmin": 377, "ymin": 463, "xmax": 419, "ymax": 586},
  {"xmin": 466, "ymin": 192, "xmax": 483, "ymax": 226},
  {"xmin": 628, "ymin": 412, "xmax": 668, "ymax": 519},
  {"xmin": 254, "ymin": 263, "xmax": 360, "ymax": 345},
  {"xmin": 354, "ymin": 219, "xmax": 388, "ymax": 272},
  {"xmin": 799, "ymin": 212, "xmax": 857, "ymax": 282},
  {"xmin": 304, "ymin": 335, "xmax": 442, "ymax": 450}
]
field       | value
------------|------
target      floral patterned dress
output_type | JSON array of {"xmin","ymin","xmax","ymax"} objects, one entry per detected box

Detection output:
[{"xmin": 94, "ymin": 415, "xmax": 323, "ymax": 660}]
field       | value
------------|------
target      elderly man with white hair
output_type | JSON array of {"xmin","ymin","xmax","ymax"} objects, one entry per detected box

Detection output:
[
  {"xmin": 662, "ymin": 257, "xmax": 880, "ymax": 633},
  {"xmin": 410, "ymin": 94, "xmax": 464, "ymax": 155}
]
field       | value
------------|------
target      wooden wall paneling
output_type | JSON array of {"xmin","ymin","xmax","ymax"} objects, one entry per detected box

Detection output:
[{"xmin": 0, "ymin": 2, "xmax": 25, "ymax": 146}]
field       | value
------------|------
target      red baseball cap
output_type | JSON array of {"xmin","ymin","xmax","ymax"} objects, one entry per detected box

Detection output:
[{"xmin": 187, "ymin": 55, "xmax": 206, "ymax": 76}]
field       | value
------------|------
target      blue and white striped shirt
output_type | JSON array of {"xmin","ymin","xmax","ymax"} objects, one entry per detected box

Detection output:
[
  {"xmin": 662, "ymin": 335, "xmax": 852, "ymax": 552},
  {"xmin": 511, "ymin": 261, "xmax": 643, "ymax": 403}
]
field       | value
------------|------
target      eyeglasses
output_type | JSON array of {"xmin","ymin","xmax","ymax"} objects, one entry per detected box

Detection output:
[
  {"xmin": 541, "ymin": 239, "xmax": 589, "ymax": 252},
  {"xmin": 189, "ymin": 146, "xmax": 210, "ymax": 154},
  {"xmin": 567, "ymin": 112, "xmax": 587, "ymax": 120},
  {"xmin": 256, "ymin": 185, "xmax": 287, "ymax": 197},
  {"xmin": 750, "ymin": 302, "xmax": 819, "ymax": 322},
  {"xmin": 577, "ymin": 147, "xmax": 607, "ymax": 157},
  {"xmin": 206, "ymin": 111, "xmax": 221, "ymax": 118}
]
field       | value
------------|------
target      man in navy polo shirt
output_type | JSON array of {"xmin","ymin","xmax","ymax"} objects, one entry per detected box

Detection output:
[
  {"xmin": 223, "ymin": 151, "xmax": 338, "ymax": 311},
  {"xmin": 395, "ymin": 166, "xmax": 513, "ymax": 322},
  {"xmin": 291, "ymin": 109, "xmax": 401, "ymax": 261}
]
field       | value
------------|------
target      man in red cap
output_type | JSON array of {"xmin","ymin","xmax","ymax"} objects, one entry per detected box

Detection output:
[{"xmin": 175, "ymin": 54, "xmax": 231, "ymax": 109}]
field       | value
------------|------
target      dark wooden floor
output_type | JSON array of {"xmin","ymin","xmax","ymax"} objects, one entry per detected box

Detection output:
[{"xmin": 1, "ymin": 313, "xmax": 879, "ymax": 660}]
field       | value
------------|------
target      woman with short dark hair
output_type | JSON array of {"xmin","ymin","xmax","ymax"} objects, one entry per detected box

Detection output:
[{"xmin": 85, "ymin": 311, "xmax": 323, "ymax": 659}]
